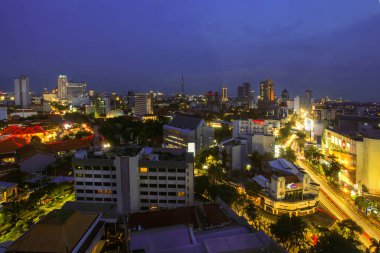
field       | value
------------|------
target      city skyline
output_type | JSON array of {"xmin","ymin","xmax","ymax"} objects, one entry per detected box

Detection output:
[{"xmin": 1, "ymin": 0, "xmax": 380, "ymax": 100}]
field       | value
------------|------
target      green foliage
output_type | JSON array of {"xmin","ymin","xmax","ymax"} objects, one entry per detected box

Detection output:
[
  {"xmin": 245, "ymin": 181, "xmax": 260, "ymax": 197},
  {"xmin": 208, "ymin": 184, "xmax": 238, "ymax": 205},
  {"xmin": 311, "ymin": 230, "xmax": 361, "ymax": 253},
  {"xmin": 214, "ymin": 125, "xmax": 232, "ymax": 143},
  {"xmin": 304, "ymin": 145, "xmax": 324, "ymax": 164},
  {"xmin": 244, "ymin": 202, "xmax": 258, "ymax": 223},
  {"xmin": 63, "ymin": 112, "xmax": 90, "ymax": 123},
  {"xmin": 207, "ymin": 164, "xmax": 225, "ymax": 184},
  {"xmin": 354, "ymin": 196, "xmax": 370, "ymax": 211},
  {"xmin": 337, "ymin": 219, "xmax": 363, "ymax": 240},
  {"xmin": 249, "ymin": 151, "xmax": 273, "ymax": 171},
  {"xmin": 279, "ymin": 147, "xmax": 297, "ymax": 163},
  {"xmin": 195, "ymin": 146, "xmax": 219, "ymax": 169},
  {"xmin": 270, "ymin": 214, "xmax": 308, "ymax": 252},
  {"xmin": 194, "ymin": 175, "xmax": 209, "ymax": 197},
  {"xmin": 98, "ymin": 116, "xmax": 166, "ymax": 146},
  {"xmin": 322, "ymin": 155, "xmax": 343, "ymax": 184}
]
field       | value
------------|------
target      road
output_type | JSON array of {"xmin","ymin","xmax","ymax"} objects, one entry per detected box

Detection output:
[
  {"xmin": 297, "ymin": 159, "xmax": 380, "ymax": 247},
  {"xmin": 283, "ymin": 132, "xmax": 380, "ymax": 247}
]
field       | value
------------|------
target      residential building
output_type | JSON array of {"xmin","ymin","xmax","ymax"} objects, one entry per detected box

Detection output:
[
  {"xmin": 163, "ymin": 114, "xmax": 214, "ymax": 154},
  {"xmin": 14, "ymin": 76, "xmax": 30, "ymax": 108},
  {"xmin": 72, "ymin": 146, "xmax": 194, "ymax": 213},
  {"xmin": 0, "ymin": 106, "xmax": 7, "ymax": 120},
  {"xmin": 138, "ymin": 147, "xmax": 194, "ymax": 211},
  {"xmin": 72, "ymin": 147, "xmax": 141, "ymax": 214},
  {"xmin": 253, "ymin": 158, "xmax": 320, "ymax": 216},
  {"xmin": 5, "ymin": 209, "xmax": 105, "ymax": 253},
  {"xmin": 219, "ymin": 137, "xmax": 249, "ymax": 171},
  {"xmin": 232, "ymin": 119, "xmax": 277, "ymax": 154},
  {"xmin": 134, "ymin": 92, "xmax": 153, "ymax": 117}
]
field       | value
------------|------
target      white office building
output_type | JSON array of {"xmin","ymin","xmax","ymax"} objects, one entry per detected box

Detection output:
[{"xmin": 72, "ymin": 147, "xmax": 194, "ymax": 214}]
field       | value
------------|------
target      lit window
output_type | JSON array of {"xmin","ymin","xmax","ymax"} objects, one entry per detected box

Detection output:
[
  {"xmin": 177, "ymin": 191, "xmax": 185, "ymax": 197},
  {"xmin": 139, "ymin": 167, "xmax": 148, "ymax": 173}
]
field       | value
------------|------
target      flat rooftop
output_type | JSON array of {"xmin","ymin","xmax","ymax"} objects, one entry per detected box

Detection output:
[{"xmin": 129, "ymin": 204, "xmax": 230, "ymax": 230}]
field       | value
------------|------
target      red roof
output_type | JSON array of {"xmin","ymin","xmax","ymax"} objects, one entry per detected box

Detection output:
[
  {"xmin": 252, "ymin": 119, "xmax": 265, "ymax": 125},
  {"xmin": 1, "ymin": 125, "xmax": 46, "ymax": 136},
  {"xmin": 0, "ymin": 136, "xmax": 28, "ymax": 154}
]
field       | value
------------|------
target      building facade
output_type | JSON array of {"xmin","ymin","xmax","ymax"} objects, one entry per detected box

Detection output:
[
  {"xmin": 14, "ymin": 76, "xmax": 30, "ymax": 108},
  {"xmin": 72, "ymin": 147, "xmax": 194, "ymax": 213},
  {"xmin": 253, "ymin": 158, "xmax": 320, "ymax": 216},
  {"xmin": 134, "ymin": 92, "xmax": 153, "ymax": 117},
  {"xmin": 163, "ymin": 114, "xmax": 214, "ymax": 154},
  {"xmin": 322, "ymin": 127, "xmax": 380, "ymax": 194}
]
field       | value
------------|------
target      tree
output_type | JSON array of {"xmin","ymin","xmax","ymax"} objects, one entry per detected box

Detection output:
[
  {"xmin": 194, "ymin": 175, "xmax": 209, "ymax": 198},
  {"xmin": 311, "ymin": 230, "xmax": 361, "ymax": 253},
  {"xmin": 337, "ymin": 219, "xmax": 363, "ymax": 241},
  {"xmin": 304, "ymin": 145, "xmax": 324, "ymax": 164},
  {"xmin": 244, "ymin": 202, "xmax": 258, "ymax": 226},
  {"xmin": 30, "ymin": 136, "xmax": 42, "ymax": 143},
  {"xmin": 207, "ymin": 164, "xmax": 225, "ymax": 184},
  {"xmin": 355, "ymin": 196, "xmax": 370, "ymax": 211},
  {"xmin": 249, "ymin": 151, "xmax": 262, "ymax": 170},
  {"xmin": 270, "ymin": 214, "xmax": 308, "ymax": 252},
  {"xmin": 208, "ymin": 184, "xmax": 238, "ymax": 205},
  {"xmin": 279, "ymin": 147, "xmax": 297, "ymax": 163},
  {"xmin": 322, "ymin": 154, "xmax": 343, "ymax": 184},
  {"xmin": 245, "ymin": 181, "xmax": 260, "ymax": 197}
]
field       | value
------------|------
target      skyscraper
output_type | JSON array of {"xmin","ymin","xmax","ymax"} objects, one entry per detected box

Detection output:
[
  {"xmin": 14, "ymin": 76, "xmax": 30, "ymax": 108},
  {"xmin": 237, "ymin": 82, "xmax": 251, "ymax": 103},
  {"xmin": 281, "ymin": 89, "xmax": 289, "ymax": 102},
  {"xmin": 134, "ymin": 92, "xmax": 153, "ymax": 116},
  {"xmin": 221, "ymin": 86, "xmax": 228, "ymax": 102},
  {"xmin": 260, "ymin": 80, "xmax": 274, "ymax": 102},
  {"xmin": 57, "ymin": 75, "xmax": 67, "ymax": 98}
]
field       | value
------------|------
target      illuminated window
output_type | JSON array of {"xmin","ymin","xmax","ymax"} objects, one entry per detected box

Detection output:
[
  {"xmin": 139, "ymin": 167, "xmax": 148, "ymax": 173},
  {"xmin": 177, "ymin": 191, "xmax": 185, "ymax": 197}
]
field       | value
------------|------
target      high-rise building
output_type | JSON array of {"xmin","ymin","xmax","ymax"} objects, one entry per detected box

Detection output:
[
  {"xmin": 14, "ymin": 76, "xmax": 30, "ymax": 108},
  {"xmin": 281, "ymin": 89, "xmax": 289, "ymax": 102},
  {"xmin": 305, "ymin": 89, "xmax": 313, "ymax": 99},
  {"xmin": 259, "ymin": 80, "xmax": 274, "ymax": 102},
  {"xmin": 134, "ymin": 92, "xmax": 153, "ymax": 117},
  {"xmin": 221, "ymin": 87, "xmax": 228, "ymax": 102},
  {"xmin": 72, "ymin": 147, "xmax": 194, "ymax": 213},
  {"xmin": 94, "ymin": 96, "xmax": 110, "ymax": 118},
  {"xmin": 66, "ymin": 81, "xmax": 86, "ymax": 99},
  {"xmin": 57, "ymin": 75, "xmax": 67, "ymax": 98},
  {"xmin": 237, "ymin": 82, "xmax": 251, "ymax": 103}
]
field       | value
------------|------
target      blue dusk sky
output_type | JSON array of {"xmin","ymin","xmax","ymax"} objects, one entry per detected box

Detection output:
[{"xmin": 0, "ymin": 0, "xmax": 380, "ymax": 100}]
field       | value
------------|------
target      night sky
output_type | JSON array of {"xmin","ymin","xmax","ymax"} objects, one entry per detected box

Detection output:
[{"xmin": 1, "ymin": 0, "xmax": 380, "ymax": 100}]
